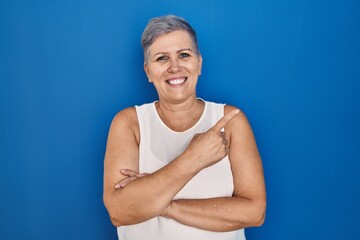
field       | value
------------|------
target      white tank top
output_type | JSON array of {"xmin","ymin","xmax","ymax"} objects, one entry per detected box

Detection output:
[{"xmin": 117, "ymin": 100, "xmax": 246, "ymax": 240}]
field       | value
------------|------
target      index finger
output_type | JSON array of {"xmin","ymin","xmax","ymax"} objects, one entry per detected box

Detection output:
[{"xmin": 211, "ymin": 109, "xmax": 240, "ymax": 132}]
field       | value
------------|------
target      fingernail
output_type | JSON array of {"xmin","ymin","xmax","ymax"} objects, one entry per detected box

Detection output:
[
  {"xmin": 234, "ymin": 109, "xmax": 240, "ymax": 114},
  {"xmin": 114, "ymin": 184, "xmax": 120, "ymax": 189}
]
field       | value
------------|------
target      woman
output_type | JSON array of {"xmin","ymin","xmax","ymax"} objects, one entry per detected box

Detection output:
[{"xmin": 103, "ymin": 15, "xmax": 266, "ymax": 240}]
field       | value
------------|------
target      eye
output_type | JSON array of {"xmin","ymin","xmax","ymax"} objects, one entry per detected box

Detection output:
[
  {"xmin": 179, "ymin": 52, "xmax": 191, "ymax": 58},
  {"xmin": 155, "ymin": 55, "xmax": 168, "ymax": 62}
]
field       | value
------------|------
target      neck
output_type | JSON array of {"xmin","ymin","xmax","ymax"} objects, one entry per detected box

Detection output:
[{"xmin": 156, "ymin": 97, "xmax": 204, "ymax": 132}]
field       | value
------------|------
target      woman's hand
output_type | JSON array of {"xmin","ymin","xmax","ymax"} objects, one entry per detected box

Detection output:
[
  {"xmin": 114, "ymin": 169, "xmax": 149, "ymax": 189},
  {"xmin": 185, "ymin": 109, "xmax": 239, "ymax": 168}
]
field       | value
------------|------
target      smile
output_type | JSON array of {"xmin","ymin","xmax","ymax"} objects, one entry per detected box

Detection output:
[{"xmin": 166, "ymin": 77, "xmax": 187, "ymax": 85}]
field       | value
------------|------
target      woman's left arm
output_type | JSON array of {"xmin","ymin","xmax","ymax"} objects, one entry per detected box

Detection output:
[{"xmin": 162, "ymin": 105, "xmax": 266, "ymax": 232}]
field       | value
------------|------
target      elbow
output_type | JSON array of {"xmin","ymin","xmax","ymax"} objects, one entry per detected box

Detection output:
[
  {"xmin": 252, "ymin": 200, "xmax": 266, "ymax": 227},
  {"xmin": 104, "ymin": 194, "xmax": 160, "ymax": 227},
  {"xmin": 253, "ymin": 211, "xmax": 265, "ymax": 227},
  {"xmin": 231, "ymin": 198, "xmax": 266, "ymax": 230},
  {"xmin": 106, "ymin": 205, "xmax": 127, "ymax": 227},
  {"xmin": 103, "ymin": 195, "xmax": 124, "ymax": 227},
  {"xmin": 107, "ymin": 207, "xmax": 157, "ymax": 227}
]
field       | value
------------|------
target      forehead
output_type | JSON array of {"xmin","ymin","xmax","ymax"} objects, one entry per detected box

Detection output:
[{"xmin": 148, "ymin": 30, "xmax": 194, "ymax": 54}]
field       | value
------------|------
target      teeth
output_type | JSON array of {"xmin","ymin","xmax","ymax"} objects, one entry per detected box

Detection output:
[{"xmin": 168, "ymin": 78, "xmax": 186, "ymax": 85}]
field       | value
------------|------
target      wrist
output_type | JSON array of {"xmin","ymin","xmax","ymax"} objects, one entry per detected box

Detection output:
[{"xmin": 179, "ymin": 150, "xmax": 204, "ymax": 174}]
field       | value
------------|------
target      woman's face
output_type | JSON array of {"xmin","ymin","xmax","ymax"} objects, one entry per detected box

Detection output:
[{"xmin": 144, "ymin": 30, "xmax": 202, "ymax": 103}]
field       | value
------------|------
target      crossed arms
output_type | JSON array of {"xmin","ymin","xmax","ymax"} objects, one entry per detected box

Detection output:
[{"xmin": 103, "ymin": 105, "xmax": 266, "ymax": 232}]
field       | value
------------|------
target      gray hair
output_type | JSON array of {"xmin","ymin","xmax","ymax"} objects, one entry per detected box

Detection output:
[{"xmin": 141, "ymin": 15, "xmax": 199, "ymax": 63}]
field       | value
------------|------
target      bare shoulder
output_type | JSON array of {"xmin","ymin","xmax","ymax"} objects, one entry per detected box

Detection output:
[
  {"xmin": 112, "ymin": 107, "xmax": 138, "ymax": 128},
  {"xmin": 110, "ymin": 107, "xmax": 140, "ymax": 144},
  {"xmin": 224, "ymin": 104, "xmax": 249, "ymax": 130},
  {"xmin": 223, "ymin": 104, "xmax": 257, "ymax": 153}
]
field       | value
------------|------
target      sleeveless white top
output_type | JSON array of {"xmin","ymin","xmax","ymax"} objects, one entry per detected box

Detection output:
[{"xmin": 117, "ymin": 100, "xmax": 246, "ymax": 240}]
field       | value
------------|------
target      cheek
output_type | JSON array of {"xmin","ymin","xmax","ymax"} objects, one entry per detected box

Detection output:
[
  {"xmin": 148, "ymin": 71, "xmax": 165, "ymax": 84},
  {"xmin": 187, "ymin": 60, "xmax": 202, "ymax": 74},
  {"xmin": 146, "ymin": 68, "xmax": 160, "ymax": 83},
  {"xmin": 149, "ymin": 66, "xmax": 166, "ymax": 78},
  {"xmin": 189, "ymin": 65, "xmax": 201, "ymax": 75}
]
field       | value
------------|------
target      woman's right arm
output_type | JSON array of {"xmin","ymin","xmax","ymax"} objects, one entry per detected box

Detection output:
[
  {"xmin": 103, "ymin": 107, "xmax": 239, "ymax": 226},
  {"xmin": 103, "ymin": 107, "xmax": 197, "ymax": 226}
]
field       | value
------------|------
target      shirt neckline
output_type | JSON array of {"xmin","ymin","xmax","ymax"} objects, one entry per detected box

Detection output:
[{"xmin": 151, "ymin": 98, "xmax": 207, "ymax": 134}]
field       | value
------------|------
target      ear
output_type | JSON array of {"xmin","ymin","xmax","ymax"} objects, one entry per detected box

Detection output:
[
  {"xmin": 144, "ymin": 62, "xmax": 152, "ymax": 83},
  {"xmin": 198, "ymin": 54, "xmax": 203, "ymax": 76}
]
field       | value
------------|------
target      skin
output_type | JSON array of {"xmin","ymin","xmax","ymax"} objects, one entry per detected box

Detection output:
[{"xmin": 103, "ymin": 30, "xmax": 266, "ymax": 231}]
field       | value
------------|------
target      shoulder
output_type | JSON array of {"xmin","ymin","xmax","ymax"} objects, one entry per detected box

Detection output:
[
  {"xmin": 205, "ymin": 101, "xmax": 245, "ymax": 118},
  {"xmin": 223, "ymin": 104, "xmax": 251, "ymax": 133},
  {"xmin": 112, "ymin": 107, "xmax": 138, "ymax": 126},
  {"xmin": 110, "ymin": 107, "xmax": 140, "ymax": 144},
  {"xmin": 224, "ymin": 104, "xmax": 247, "ymax": 120}
]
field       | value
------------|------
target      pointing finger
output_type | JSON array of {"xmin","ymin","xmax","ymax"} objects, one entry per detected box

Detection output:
[{"xmin": 211, "ymin": 109, "xmax": 240, "ymax": 132}]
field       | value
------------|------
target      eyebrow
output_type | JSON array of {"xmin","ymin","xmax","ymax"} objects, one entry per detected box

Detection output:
[{"xmin": 153, "ymin": 48, "xmax": 194, "ymax": 57}]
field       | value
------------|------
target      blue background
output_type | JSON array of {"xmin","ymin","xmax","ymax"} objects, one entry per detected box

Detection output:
[{"xmin": 1, "ymin": 0, "xmax": 359, "ymax": 239}]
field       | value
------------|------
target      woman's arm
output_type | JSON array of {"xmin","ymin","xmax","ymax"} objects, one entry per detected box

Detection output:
[
  {"xmin": 161, "ymin": 106, "xmax": 266, "ymax": 231},
  {"xmin": 103, "ymin": 107, "xmax": 196, "ymax": 226},
  {"xmin": 103, "ymin": 107, "xmax": 240, "ymax": 227}
]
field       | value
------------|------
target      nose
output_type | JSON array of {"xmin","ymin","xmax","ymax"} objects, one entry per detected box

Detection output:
[{"xmin": 167, "ymin": 58, "xmax": 182, "ymax": 73}]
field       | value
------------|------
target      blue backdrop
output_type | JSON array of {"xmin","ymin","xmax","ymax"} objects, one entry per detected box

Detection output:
[{"xmin": 1, "ymin": 0, "xmax": 359, "ymax": 239}]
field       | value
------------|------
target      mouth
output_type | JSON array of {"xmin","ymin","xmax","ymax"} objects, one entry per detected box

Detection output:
[{"xmin": 166, "ymin": 77, "xmax": 187, "ymax": 86}]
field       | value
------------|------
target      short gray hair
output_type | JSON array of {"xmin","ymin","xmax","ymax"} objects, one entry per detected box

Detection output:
[{"xmin": 141, "ymin": 15, "xmax": 199, "ymax": 63}]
